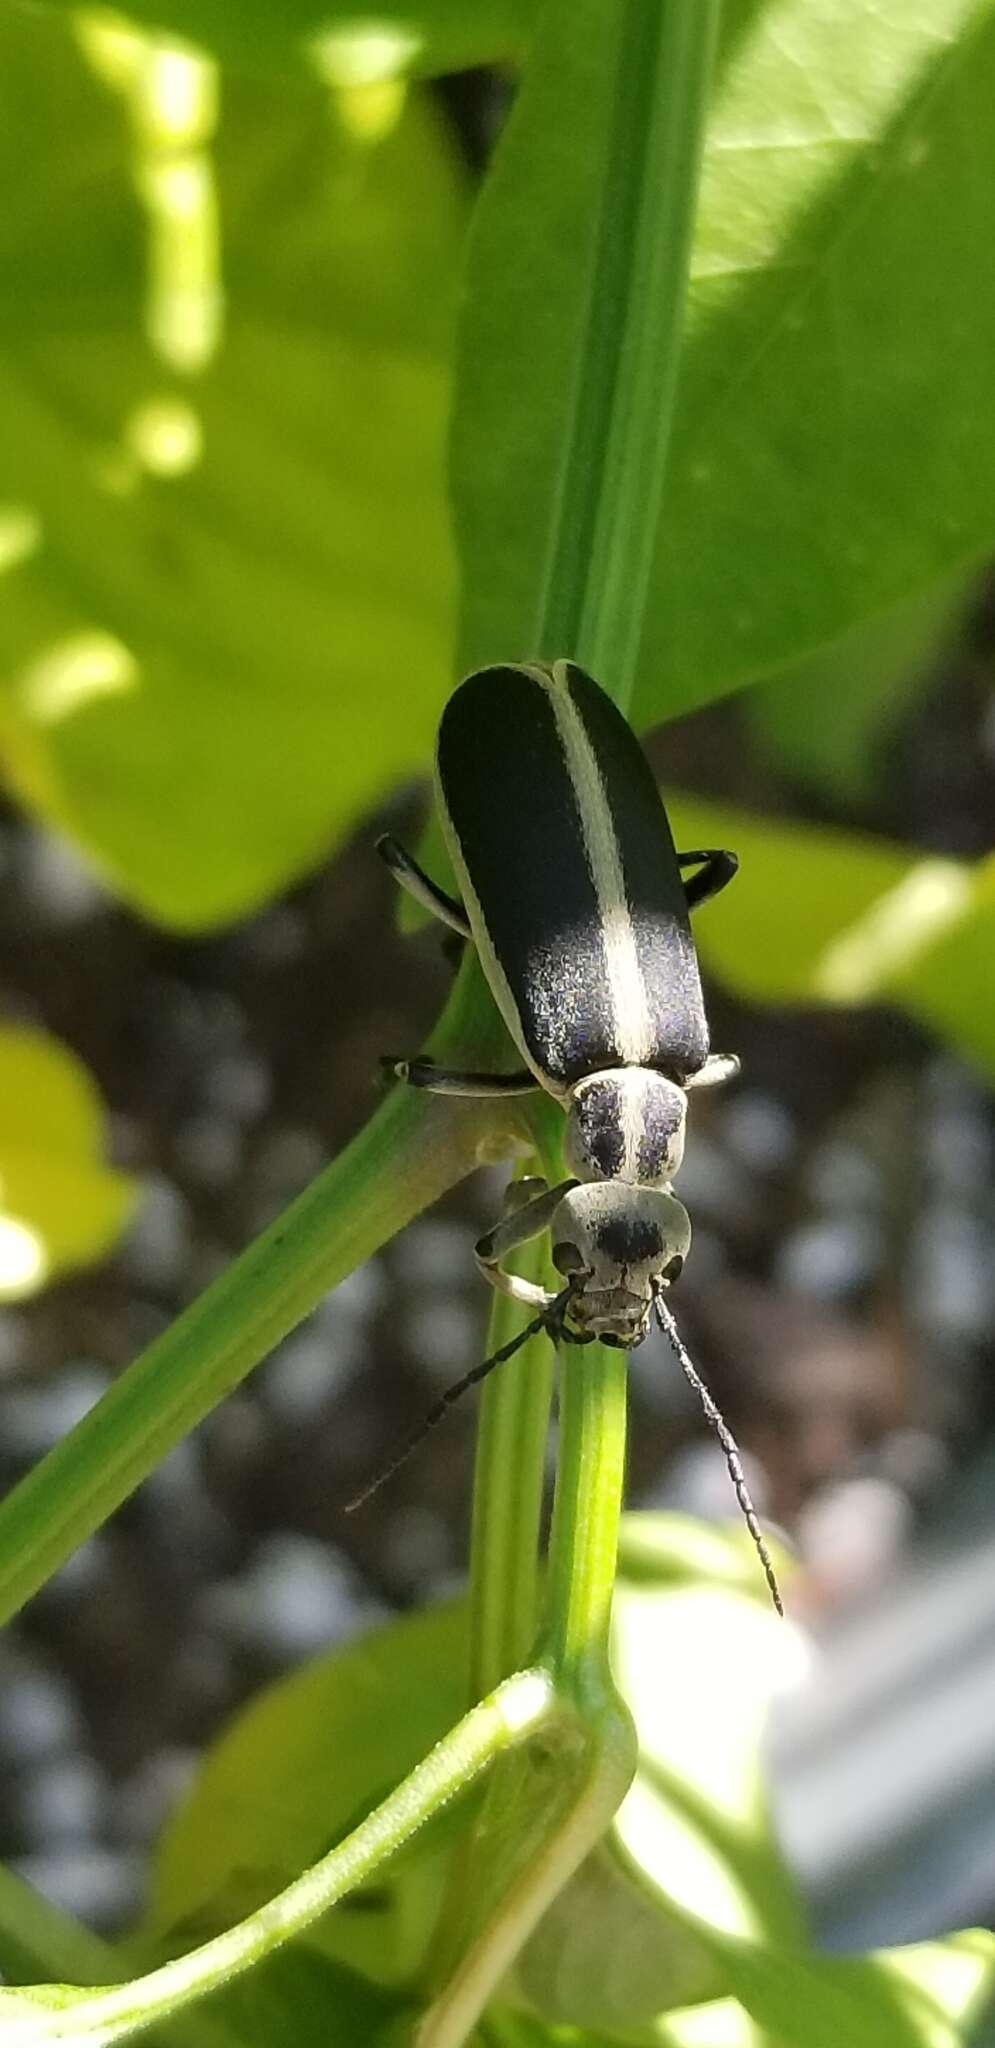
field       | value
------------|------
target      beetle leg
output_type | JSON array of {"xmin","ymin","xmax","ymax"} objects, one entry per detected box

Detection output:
[
  {"xmin": 501, "ymin": 1175, "xmax": 550, "ymax": 1215},
  {"xmin": 685, "ymin": 1052, "xmax": 741, "ymax": 1089},
  {"xmin": 477, "ymin": 1267, "xmax": 559, "ymax": 1312},
  {"xmin": 677, "ymin": 848, "xmax": 738, "ymax": 908},
  {"xmin": 381, "ymin": 1056, "xmax": 539, "ymax": 1097},
  {"xmin": 376, "ymin": 834, "xmax": 471, "ymax": 937},
  {"xmin": 475, "ymin": 1179, "xmax": 579, "ymax": 1309}
]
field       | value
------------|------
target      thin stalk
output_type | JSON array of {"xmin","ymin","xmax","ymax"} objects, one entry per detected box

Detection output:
[
  {"xmin": 578, "ymin": 0, "xmax": 721, "ymax": 707},
  {"xmin": 539, "ymin": 1340, "xmax": 630, "ymax": 1698},
  {"xmin": 0, "ymin": 955, "xmax": 525, "ymax": 1628},
  {"xmin": 416, "ymin": 1704, "xmax": 634, "ymax": 2048},
  {"xmin": 465, "ymin": 1095, "xmax": 566, "ymax": 1701},
  {"xmin": 417, "ymin": 1344, "xmax": 636, "ymax": 2043},
  {"xmin": 539, "ymin": 0, "xmax": 720, "ymax": 715},
  {"xmin": 467, "ymin": 1230, "xmax": 554, "ymax": 1702},
  {"xmin": 6, "ymin": 1669, "xmax": 561, "ymax": 2048}
]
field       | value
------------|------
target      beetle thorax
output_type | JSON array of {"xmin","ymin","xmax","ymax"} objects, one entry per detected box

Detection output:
[
  {"xmin": 550, "ymin": 1183, "xmax": 692, "ymax": 1345},
  {"xmin": 562, "ymin": 1067, "xmax": 687, "ymax": 1187}
]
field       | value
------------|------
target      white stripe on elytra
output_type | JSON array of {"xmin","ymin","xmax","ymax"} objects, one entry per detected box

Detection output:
[
  {"xmin": 540, "ymin": 663, "xmax": 653, "ymax": 1066},
  {"xmin": 620, "ymin": 1073, "xmax": 645, "ymax": 1181}
]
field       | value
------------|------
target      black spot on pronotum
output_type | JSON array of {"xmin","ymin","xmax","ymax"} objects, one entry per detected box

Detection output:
[
  {"xmin": 571, "ymin": 1077, "xmax": 625, "ymax": 1179},
  {"xmin": 637, "ymin": 1083, "xmax": 686, "ymax": 1183}
]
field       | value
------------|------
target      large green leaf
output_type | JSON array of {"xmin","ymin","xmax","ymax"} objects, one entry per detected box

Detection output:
[
  {"xmin": 744, "ymin": 574, "xmax": 974, "ymax": 804},
  {"xmin": 665, "ymin": 796, "xmax": 995, "ymax": 1081},
  {"xmin": 20, "ymin": 1, "xmax": 535, "ymax": 80},
  {"xmin": 455, "ymin": 0, "xmax": 995, "ymax": 720},
  {"xmin": 0, "ymin": 1026, "xmax": 135, "ymax": 1299},
  {"xmin": 0, "ymin": 9, "xmax": 463, "ymax": 928}
]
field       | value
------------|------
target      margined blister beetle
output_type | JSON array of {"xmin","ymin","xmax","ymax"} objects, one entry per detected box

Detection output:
[{"xmin": 351, "ymin": 660, "xmax": 782, "ymax": 1613}]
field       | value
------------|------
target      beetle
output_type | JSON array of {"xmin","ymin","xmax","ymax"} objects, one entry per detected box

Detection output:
[{"xmin": 358, "ymin": 659, "xmax": 782, "ymax": 1611}]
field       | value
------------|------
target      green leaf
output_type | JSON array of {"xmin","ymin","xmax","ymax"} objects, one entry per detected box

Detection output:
[
  {"xmin": 744, "ymin": 575, "xmax": 973, "ymax": 804},
  {"xmin": 0, "ymin": 1866, "xmax": 118, "ymax": 1994},
  {"xmin": 0, "ymin": 1026, "xmax": 135, "ymax": 1299},
  {"xmin": 455, "ymin": 0, "xmax": 995, "ymax": 720},
  {"xmin": 664, "ymin": 796, "xmax": 995, "ymax": 1082},
  {"xmin": 19, "ymin": 0, "xmax": 535, "ymax": 80},
  {"xmin": 164, "ymin": 1945, "xmax": 400, "ymax": 2048},
  {"xmin": 889, "ymin": 854, "xmax": 995, "ymax": 1080},
  {"xmin": 141, "ymin": 1600, "xmax": 470, "ymax": 1988},
  {"xmin": 0, "ymin": 8, "xmax": 463, "ymax": 928}
]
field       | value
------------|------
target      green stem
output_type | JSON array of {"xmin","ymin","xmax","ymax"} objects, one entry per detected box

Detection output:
[
  {"xmin": 467, "ymin": 1233, "xmax": 554, "ymax": 1702},
  {"xmin": 6, "ymin": 1670, "xmax": 561, "ymax": 2048},
  {"xmin": 540, "ymin": 0, "xmax": 720, "ymax": 714},
  {"xmin": 418, "ymin": 1345, "xmax": 637, "ymax": 2045},
  {"xmin": 466, "ymin": 1096, "xmax": 567, "ymax": 1701},
  {"xmin": 0, "ymin": 1867, "xmax": 245, "ymax": 2047},
  {"xmin": 540, "ymin": 1340, "xmax": 630, "ymax": 1698},
  {"xmin": 416, "ymin": 1703, "xmax": 635, "ymax": 2048},
  {"xmin": 578, "ymin": 0, "xmax": 720, "ymax": 708},
  {"xmin": 0, "ymin": 956, "xmax": 525, "ymax": 1628}
]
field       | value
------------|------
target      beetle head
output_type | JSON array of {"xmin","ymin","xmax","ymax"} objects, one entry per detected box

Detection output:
[{"xmin": 550, "ymin": 1182, "xmax": 691, "ymax": 1345}]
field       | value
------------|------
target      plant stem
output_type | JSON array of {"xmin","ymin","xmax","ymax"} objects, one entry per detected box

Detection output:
[
  {"xmin": 540, "ymin": 1340, "xmax": 630, "ymax": 1697},
  {"xmin": 415, "ymin": 1704, "xmax": 633, "ymax": 2048},
  {"xmin": 0, "ymin": 955, "xmax": 525, "ymax": 1628},
  {"xmin": 417, "ymin": 1340, "xmax": 638, "ymax": 2045},
  {"xmin": 577, "ymin": 0, "xmax": 720, "ymax": 710},
  {"xmin": 5, "ymin": 1670, "xmax": 561, "ymax": 2048},
  {"xmin": 465, "ymin": 1094, "xmax": 567, "ymax": 1700},
  {"xmin": 537, "ymin": 0, "xmax": 719, "ymax": 713},
  {"xmin": 467, "ymin": 1232, "xmax": 554, "ymax": 1702}
]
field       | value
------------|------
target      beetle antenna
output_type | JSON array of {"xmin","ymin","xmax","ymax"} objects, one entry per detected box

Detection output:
[
  {"xmin": 653, "ymin": 1292, "xmax": 784, "ymax": 1617},
  {"xmin": 345, "ymin": 1289, "xmax": 572, "ymax": 1514}
]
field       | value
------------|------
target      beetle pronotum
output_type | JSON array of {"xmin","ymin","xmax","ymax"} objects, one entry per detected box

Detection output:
[{"xmin": 352, "ymin": 661, "xmax": 782, "ymax": 1614}]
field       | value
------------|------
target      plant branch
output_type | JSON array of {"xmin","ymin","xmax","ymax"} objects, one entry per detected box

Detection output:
[
  {"xmin": 0, "ymin": 956, "xmax": 525, "ymax": 1628},
  {"xmin": 539, "ymin": 0, "xmax": 721, "ymax": 713},
  {"xmin": 540, "ymin": 1339, "xmax": 630, "ymax": 1698},
  {"xmin": 4, "ymin": 1669, "xmax": 562, "ymax": 2047}
]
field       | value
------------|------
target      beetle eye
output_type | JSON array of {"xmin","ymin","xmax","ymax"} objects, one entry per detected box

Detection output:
[
  {"xmin": 661, "ymin": 1255, "xmax": 684, "ymax": 1285},
  {"xmin": 552, "ymin": 1240, "xmax": 584, "ymax": 1274}
]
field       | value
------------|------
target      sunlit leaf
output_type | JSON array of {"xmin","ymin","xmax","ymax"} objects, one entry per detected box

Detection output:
[
  {"xmin": 0, "ymin": 9, "xmax": 463, "ymax": 928},
  {"xmin": 0, "ymin": 1027, "xmax": 135, "ymax": 1299},
  {"xmin": 664, "ymin": 796, "xmax": 995, "ymax": 1082},
  {"xmin": 22, "ymin": 0, "xmax": 536, "ymax": 80},
  {"xmin": 455, "ymin": 0, "xmax": 995, "ymax": 720}
]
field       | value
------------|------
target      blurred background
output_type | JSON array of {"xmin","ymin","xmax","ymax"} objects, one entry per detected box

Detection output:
[{"xmin": 0, "ymin": 0, "xmax": 994, "ymax": 1993}]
